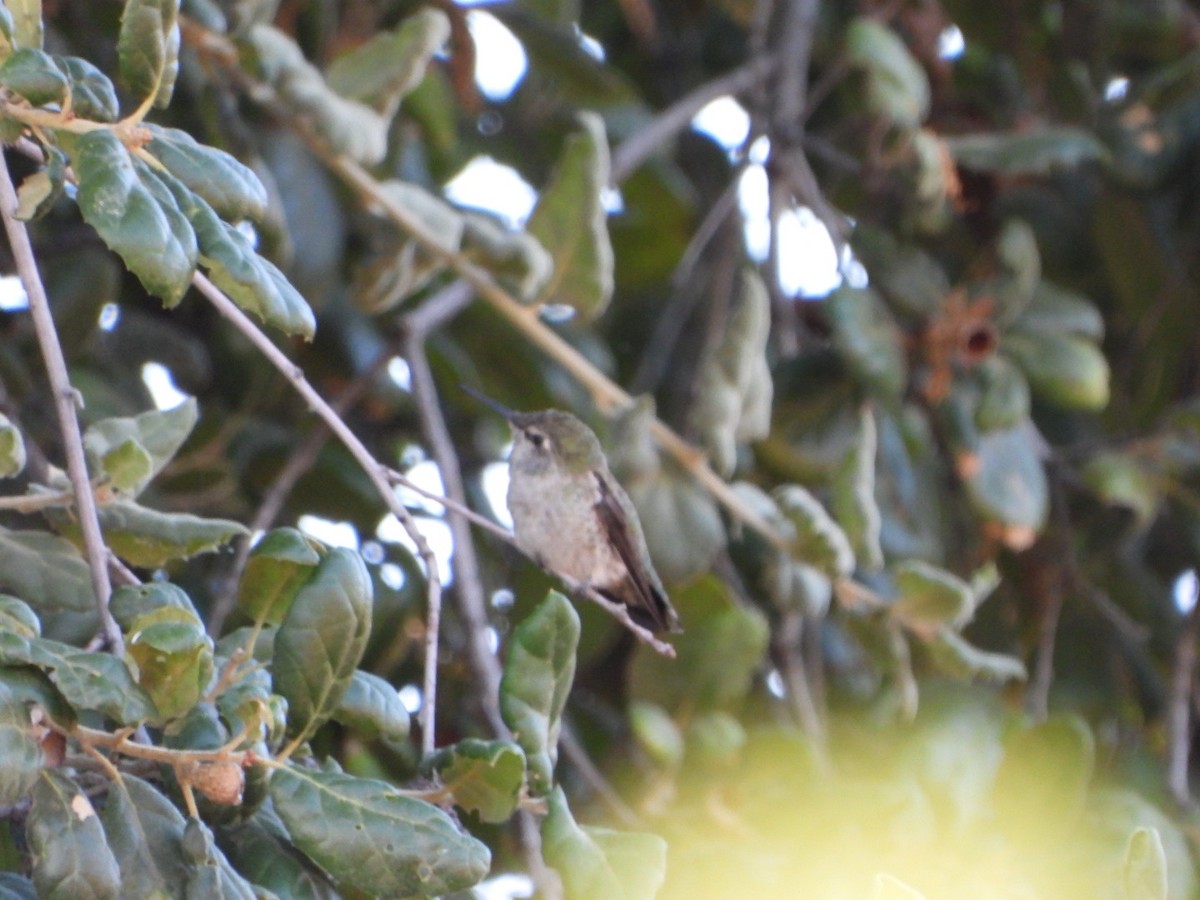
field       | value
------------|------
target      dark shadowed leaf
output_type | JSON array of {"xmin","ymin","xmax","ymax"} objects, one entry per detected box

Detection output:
[
  {"xmin": 269, "ymin": 765, "xmax": 490, "ymax": 896},
  {"xmin": 832, "ymin": 406, "xmax": 883, "ymax": 571},
  {"xmin": 217, "ymin": 802, "xmax": 339, "ymax": 900},
  {"xmin": 844, "ymin": 18, "xmax": 930, "ymax": 127},
  {"xmin": 946, "ymin": 128, "xmax": 1109, "ymax": 175},
  {"xmin": 180, "ymin": 818, "xmax": 257, "ymax": 899},
  {"xmin": 825, "ymin": 286, "xmax": 908, "ymax": 401},
  {"xmin": 102, "ymin": 773, "xmax": 191, "ymax": 899},
  {"xmin": 0, "ymin": 526, "xmax": 93, "ymax": 614}
]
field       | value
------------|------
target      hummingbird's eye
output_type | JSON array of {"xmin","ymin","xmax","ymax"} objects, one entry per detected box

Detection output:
[{"xmin": 525, "ymin": 429, "xmax": 546, "ymax": 449}]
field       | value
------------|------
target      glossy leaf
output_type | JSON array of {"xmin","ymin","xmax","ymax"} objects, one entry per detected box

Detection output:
[
  {"xmin": 180, "ymin": 818, "xmax": 257, "ymax": 899},
  {"xmin": 1123, "ymin": 826, "xmax": 1168, "ymax": 900},
  {"xmin": 499, "ymin": 590, "xmax": 580, "ymax": 794},
  {"xmin": 27, "ymin": 771, "xmax": 121, "ymax": 900},
  {"xmin": 73, "ymin": 129, "xmax": 197, "ymax": 305},
  {"xmin": 84, "ymin": 398, "xmax": 197, "ymax": 497},
  {"xmin": 102, "ymin": 773, "xmax": 191, "ymax": 899},
  {"xmin": 825, "ymin": 286, "xmax": 908, "ymax": 401},
  {"xmin": 431, "ymin": 738, "xmax": 526, "ymax": 823},
  {"xmin": 0, "ymin": 47, "xmax": 65, "ymax": 105},
  {"xmin": 236, "ymin": 527, "xmax": 320, "ymax": 626},
  {"xmin": 1004, "ymin": 331, "xmax": 1110, "ymax": 411},
  {"xmin": 326, "ymin": 8, "xmax": 450, "ymax": 118},
  {"xmin": 269, "ymin": 765, "xmax": 490, "ymax": 896},
  {"xmin": 117, "ymin": 0, "xmax": 180, "ymax": 108},
  {"xmin": 542, "ymin": 786, "xmax": 666, "ymax": 900},
  {"xmin": 146, "ymin": 125, "xmax": 268, "ymax": 222},
  {"xmin": 0, "ymin": 525, "xmax": 93, "ymax": 614},
  {"xmin": 527, "ymin": 112, "xmax": 614, "ymax": 319},
  {"xmin": 273, "ymin": 547, "xmax": 373, "ymax": 744},
  {"xmin": 0, "ymin": 632, "xmax": 157, "ymax": 724},
  {"xmin": 330, "ymin": 669, "xmax": 410, "ymax": 744},
  {"xmin": 216, "ymin": 803, "xmax": 339, "ymax": 900},
  {"xmin": 52, "ymin": 55, "xmax": 118, "ymax": 121},
  {"xmin": 0, "ymin": 413, "xmax": 25, "ymax": 478}
]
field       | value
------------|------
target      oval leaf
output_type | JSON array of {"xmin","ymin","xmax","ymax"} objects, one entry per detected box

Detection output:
[{"xmin": 27, "ymin": 771, "xmax": 120, "ymax": 900}]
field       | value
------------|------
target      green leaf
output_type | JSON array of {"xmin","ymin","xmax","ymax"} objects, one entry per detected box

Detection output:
[
  {"xmin": 0, "ymin": 47, "xmax": 66, "ymax": 105},
  {"xmin": 845, "ymin": 18, "xmax": 930, "ymax": 127},
  {"xmin": 0, "ymin": 413, "xmax": 26, "ymax": 478},
  {"xmin": 1082, "ymin": 452, "xmax": 1160, "ymax": 526},
  {"xmin": 431, "ymin": 738, "xmax": 527, "ymax": 824},
  {"xmin": 925, "ymin": 627, "xmax": 1026, "ymax": 683},
  {"xmin": 964, "ymin": 423, "xmax": 1048, "ymax": 540},
  {"xmin": 0, "ymin": 595, "xmax": 39, "ymax": 637},
  {"xmin": 0, "ymin": 632, "xmax": 157, "ymax": 724},
  {"xmin": 53, "ymin": 55, "xmax": 118, "ymax": 122},
  {"xmin": 246, "ymin": 24, "xmax": 389, "ymax": 165},
  {"xmin": 527, "ymin": 112, "xmax": 614, "ymax": 320},
  {"xmin": 628, "ymin": 701, "xmax": 684, "ymax": 769},
  {"xmin": 946, "ymin": 127, "xmax": 1109, "ymax": 175},
  {"xmin": 7, "ymin": 0, "xmax": 41, "ymax": 50},
  {"xmin": 73, "ymin": 129, "xmax": 198, "ymax": 305},
  {"xmin": 0, "ymin": 672, "xmax": 48, "ymax": 806},
  {"xmin": 269, "ymin": 765, "xmax": 490, "ymax": 897},
  {"xmin": 499, "ymin": 590, "xmax": 580, "ymax": 794},
  {"xmin": 691, "ymin": 269, "xmax": 774, "ymax": 476},
  {"xmin": 541, "ymin": 786, "xmax": 667, "ymax": 900},
  {"xmin": 1014, "ymin": 281, "xmax": 1105, "ymax": 341},
  {"xmin": 831, "ymin": 406, "xmax": 883, "ymax": 571},
  {"xmin": 973, "ymin": 356, "xmax": 1030, "ymax": 432},
  {"xmin": 1123, "ymin": 826, "xmax": 1168, "ymax": 900},
  {"xmin": 237, "ymin": 527, "xmax": 321, "ymax": 626},
  {"xmin": 126, "ymin": 608, "xmax": 215, "ymax": 722},
  {"xmin": 117, "ymin": 0, "xmax": 180, "ymax": 109},
  {"xmin": 27, "ymin": 771, "xmax": 121, "ymax": 900},
  {"xmin": 145, "ymin": 126, "xmax": 268, "ymax": 222},
  {"xmin": 84, "ymin": 398, "xmax": 197, "ymax": 497},
  {"xmin": 110, "ymin": 582, "xmax": 200, "ymax": 630},
  {"xmin": 330, "ymin": 669, "xmax": 410, "ymax": 744},
  {"xmin": 216, "ymin": 803, "xmax": 339, "ymax": 900},
  {"xmin": 825, "ymin": 286, "xmax": 908, "ymax": 401},
  {"xmin": 1004, "ymin": 331, "xmax": 1110, "ymax": 411},
  {"xmin": 90, "ymin": 498, "xmax": 247, "ymax": 568},
  {"xmin": 0, "ymin": 525, "xmax": 93, "ymax": 614},
  {"xmin": 102, "ymin": 773, "xmax": 191, "ymax": 899},
  {"xmin": 774, "ymin": 485, "xmax": 855, "ymax": 577},
  {"xmin": 0, "ymin": 873, "xmax": 34, "ymax": 899},
  {"xmin": 326, "ymin": 8, "xmax": 450, "ymax": 118},
  {"xmin": 629, "ymin": 576, "xmax": 769, "ymax": 712},
  {"xmin": 891, "ymin": 560, "xmax": 975, "ymax": 630},
  {"xmin": 273, "ymin": 547, "xmax": 373, "ymax": 745},
  {"xmin": 180, "ymin": 818, "xmax": 257, "ymax": 900}
]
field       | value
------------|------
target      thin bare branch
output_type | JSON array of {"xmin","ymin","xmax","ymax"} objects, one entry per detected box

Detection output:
[
  {"xmin": 0, "ymin": 151, "xmax": 122, "ymax": 653},
  {"xmin": 1167, "ymin": 597, "xmax": 1200, "ymax": 805}
]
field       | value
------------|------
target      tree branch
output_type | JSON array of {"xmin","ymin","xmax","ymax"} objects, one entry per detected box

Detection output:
[{"xmin": 0, "ymin": 151, "xmax": 122, "ymax": 653}]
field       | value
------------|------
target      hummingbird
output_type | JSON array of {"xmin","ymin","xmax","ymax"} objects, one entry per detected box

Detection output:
[{"xmin": 465, "ymin": 387, "xmax": 682, "ymax": 635}]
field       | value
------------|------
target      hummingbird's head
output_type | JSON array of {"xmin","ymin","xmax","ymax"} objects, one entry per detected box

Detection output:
[{"xmin": 509, "ymin": 410, "xmax": 605, "ymax": 476}]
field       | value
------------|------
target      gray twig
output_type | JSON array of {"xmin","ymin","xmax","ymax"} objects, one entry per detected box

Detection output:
[
  {"xmin": 0, "ymin": 152, "xmax": 122, "ymax": 653},
  {"xmin": 1167, "ymin": 597, "xmax": 1200, "ymax": 805}
]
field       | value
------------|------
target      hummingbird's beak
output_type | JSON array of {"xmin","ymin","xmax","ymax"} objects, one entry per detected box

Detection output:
[{"xmin": 461, "ymin": 384, "xmax": 518, "ymax": 422}]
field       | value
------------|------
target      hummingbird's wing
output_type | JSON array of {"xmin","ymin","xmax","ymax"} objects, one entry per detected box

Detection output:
[{"xmin": 592, "ymin": 472, "xmax": 682, "ymax": 634}]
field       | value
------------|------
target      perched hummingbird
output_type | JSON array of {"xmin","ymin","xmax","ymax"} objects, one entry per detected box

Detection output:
[{"xmin": 466, "ymin": 388, "xmax": 682, "ymax": 635}]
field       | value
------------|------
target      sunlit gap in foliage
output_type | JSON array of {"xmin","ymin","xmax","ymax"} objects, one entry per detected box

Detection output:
[
  {"xmin": 397, "ymin": 684, "xmax": 422, "ymax": 715},
  {"xmin": 765, "ymin": 668, "xmax": 786, "ymax": 698},
  {"xmin": 481, "ymin": 460, "xmax": 514, "ymax": 529},
  {"xmin": 1105, "ymin": 75, "xmax": 1130, "ymax": 102},
  {"xmin": 386, "ymin": 355, "xmax": 412, "ymax": 391},
  {"xmin": 298, "ymin": 514, "xmax": 360, "ymax": 549},
  {"xmin": 937, "ymin": 23, "xmax": 966, "ymax": 60},
  {"xmin": 692, "ymin": 94, "xmax": 751, "ymax": 155},
  {"xmin": 379, "ymin": 457, "xmax": 455, "ymax": 584},
  {"xmin": 97, "ymin": 301, "xmax": 120, "ymax": 331},
  {"xmin": 0, "ymin": 274, "xmax": 28, "ymax": 311},
  {"xmin": 379, "ymin": 561, "xmax": 407, "ymax": 591},
  {"xmin": 234, "ymin": 219, "xmax": 258, "ymax": 248},
  {"xmin": 140, "ymin": 361, "xmax": 189, "ymax": 410},
  {"xmin": 576, "ymin": 27, "xmax": 606, "ymax": 61},
  {"xmin": 1174, "ymin": 569, "xmax": 1198, "ymax": 614},
  {"xmin": 474, "ymin": 872, "xmax": 535, "ymax": 900},
  {"xmin": 444, "ymin": 156, "xmax": 538, "ymax": 228},
  {"xmin": 467, "ymin": 10, "xmax": 527, "ymax": 101}
]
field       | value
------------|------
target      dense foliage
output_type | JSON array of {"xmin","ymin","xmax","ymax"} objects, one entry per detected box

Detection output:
[{"xmin": 0, "ymin": 0, "xmax": 1198, "ymax": 897}]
